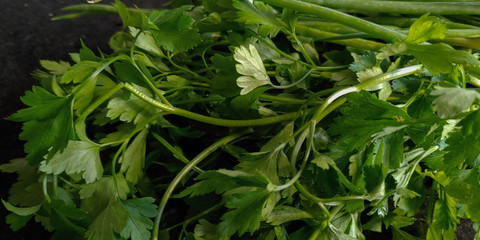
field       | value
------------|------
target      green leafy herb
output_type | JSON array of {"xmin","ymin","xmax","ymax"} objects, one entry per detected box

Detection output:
[{"xmin": 4, "ymin": 1, "xmax": 480, "ymax": 239}]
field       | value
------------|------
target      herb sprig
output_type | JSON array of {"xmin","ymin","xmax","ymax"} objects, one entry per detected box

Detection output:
[{"xmin": 3, "ymin": 0, "xmax": 480, "ymax": 239}]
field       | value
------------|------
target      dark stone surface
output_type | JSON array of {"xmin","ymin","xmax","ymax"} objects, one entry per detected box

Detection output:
[{"xmin": 0, "ymin": 1, "xmax": 163, "ymax": 238}]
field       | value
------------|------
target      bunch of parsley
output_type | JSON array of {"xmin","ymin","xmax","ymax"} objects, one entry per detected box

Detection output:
[{"xmin": 3, "ymin": 0, "xmax": 480, "ymax": 239}]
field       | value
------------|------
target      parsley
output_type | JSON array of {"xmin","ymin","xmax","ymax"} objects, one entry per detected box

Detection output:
[{"xmin": 4, "ymin": 0, "xmax": 480, "ymax": 239}]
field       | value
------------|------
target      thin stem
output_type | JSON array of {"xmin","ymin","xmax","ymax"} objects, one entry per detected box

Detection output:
[
  {"xmin": 290, "ymin": 29, "xmax": 317, "ymax": 66},
  {"xmin": 164, "ymin": 203, "xmax": 223, "ymax": 232},
  {"xmin": 167, "ymin": 52, "xmax": 211, "ymax": 83},
  {"xmin": 151, "ymin": 132, "xmax": 203, "ymax": 173},
  {"xmin": 294, "ymin": 181, "xmax": 368, "ymax": 204},
  {"xmin": 259, "ymin": 0, "xmax": 406, "ymax": 42},
  {"xmin": 311, "ymin": 64, "xmax": 424, "ymax": 123},
  {"xmin": 123, "ymin": 83, "xmax": 299, "ymax": 127},
  {"xmin": 42, "ymin": 175, "xmax": 52, "ymax": 204},
  {"xmin": 303, "ymin": 0, "xmax": 480, "ymax": 15},
  {"xmin": 251, "ymin": 30, "xmax": 315, "ymax": 68},
  {"xmin": 151, "ymin": 129, "xmax": 252, "ymax": 240},
  {"xmin": 273, "ymin": 69, "xmax": 313, "ymax": 89},
  {"xmin": 113, "ymin": 140, "xmax": 129, "ymax": 199},
  {"xmin": 78, "ymin": 83, "xmax": 124, "ymax": 120},
  {"xmin": 52, "ymin": 175, "xmax": 58, "ymax": 199}
]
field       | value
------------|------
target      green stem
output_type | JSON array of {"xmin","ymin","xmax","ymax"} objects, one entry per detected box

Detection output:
[
  {"xmin": 303, "ymin": 0, "xmax": 480, "ymax": 15},
  {"xmin": 294, "ymin": 181, "xmax": 368, "ymax": 204},
  {"xmin": 53, "ymin": 4, "xmax": 151, "ymax": 20},
  {"xmin": 426, "ymin": 181, "xmax": 436, "ymax": 224},
  {"xmin": 273, "ymin": 69, "xmax": 313, "ymax": 89},
  {"xmin": 112, "ymin": 140, "xmax": 129, "ymax": 199},
  {"xmin": 78, "ymin": 82, "xmax": 124, "ymax": 121},
  {"xmin": 251, "ymin": 31, "xmax": 315, "ymax": 68},
  {"xmin": 167, "ymin": 52, "xmax": 211, "ymax": 83},
  {"xmin": 259, "ymin": 0, "xmax": 406, "ymax": 42},
  {"xmin": 123, "ymin": 83, "xmax": 299, "ymax": 127},
  {"xmin": 295, "ymin": 25, "xmax": 385, "ymax": 51},
  {"xmin": 52, "ymin": 175, "xmax": 58, "ymax": 199},
  {"xmin": 311, "ymin": 64, "xmax": 423, "ymax": 123},
  {"xmin": 151, "ymin": 129, "xmax": 252, "ymax": 240},
  {"xmin": 164, "ymin": 203, "xmax": 223, "ymax": 232},
  {"xmin": 290, "ymin": 29, "xmax": 317, "ymax": 66},
  {"xmin": 130, "ymin": 32, "xmax": 172, "ymax": 106},
  {"xmin": 151, "ymin": 132, "xmax": 203, "ymax": 173},
  {"xmin": 42, "ymin": 175, "xmax": 52, "ymax": 204}
]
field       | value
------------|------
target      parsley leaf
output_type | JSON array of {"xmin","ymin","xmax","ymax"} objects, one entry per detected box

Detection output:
[
  {"xmin": 106, "ymin": 86, "xmax": 161, "ymax": 126},
  {"xmin": 444, "ymin": 110, "xmax": 480, "ymax": 167},
  {"xmin": 329, "ymin": 91, "xmax": 410, "ymax": 152},
  {"xmin": 234, "ymin": 44, "xmax": 272, "ymax": 95},
  {"xmin": 39, "ymin": 60, "xmax": 71, "ymax": 75},
  {"xmin": 119, "ymin": 129, "xmax": 149, "ymax": 184},
  {"xmin": 60, "ymin": 61, "xmax": 101, "ymax": 84},
  {"xmin": 177, "ymin": 169, "xmax": 270, "ymax": 197},
  {"xmin": 149, "ymin": 6, "xmax": 202, "ymax": 52},
  {"xmin": 120, "ymin": 197, "xmax": 157, "ymax": 240},
  {"xmin": 405, "ymin": 13, "xmax": 447, "ymax": 44},
  {"xmin": 85, "ymin": 199, "xmax": 129, "ymax": 240},
  {"xmin": 218, "ymin": 189, "xmax": 271, "ymax": 237},
  {"xmin": 237, "ymin": 122, "xmax": 294, "ymax": 183},
  {"xmin": 7, "ymin": 87, "xmax": 73, "ymax": 163},
  {"xmin": 232, "ymin": 0, "xmax": 283, "ymax": 36},
  {"xmin": 40, "ymin": 140, "xmax": 103, "ymax": 184},
  {"xmin": 430, "ymin": 87, "xmax": 480, "ymax": 118},
  {"xmin": 0, "ymin": 158, "xmax": 43, "ymax": 206},
  {"xmin": 266, "ymin": 206, "xmax": 313, "ymax": 226},
  {"xmin": 407, "ymin": 43, "xmax": 479, "ymax": 75},
  {"xmin": 80, "ymin": 175, "xmax": 130, "ymax": 220}
]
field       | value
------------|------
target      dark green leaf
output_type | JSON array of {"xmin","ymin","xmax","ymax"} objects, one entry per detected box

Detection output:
[
  {"xmin": 218, "ymin": 189, "xmax": 271, "ymax": 236},
  {"xmin": 85, "ymin": 199, "xmax": 129, "ymax": 240},
  {"xmin": 120, "ymin": 197, "xmax": 157, "ymax": 240},
  {"xmin": 329, "ymin": 91, "xmax": 410, "ymax": 152},
  {"xmin": 7, "ymin": 87, "xmax": 73, "ymax": 163},
  {"xmin": 149, "ymin": 6, "xmax": 202, "ymax": 52},
  {"xmin": 407, "ymin": 43, "xmax": 480, "ymax": 75},
  {"xmin": 444, "ymin": 110, "xmax": 480, "ymax": 167}
]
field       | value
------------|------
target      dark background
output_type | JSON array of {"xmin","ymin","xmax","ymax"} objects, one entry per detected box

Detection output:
[{"xmin": 0, "ymin": 0, "xmax": 164, "ymax": 238}]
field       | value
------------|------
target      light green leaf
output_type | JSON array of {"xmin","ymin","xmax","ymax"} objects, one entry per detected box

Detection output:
[
  {"xmin": 40, "ymin": 140, "xmax": 103, "ymax": 184},
  {"xmin": 86, "ymin": 199, "xmax": 129, "ymax": 240},
  {"xmin": 2, "ymin": 200, "xmax": 41, "ymax": 216},
  {"xmin": 234, "ymin": 44, "xmax": 271, "ymax": 95},
  {"xmin": 39, "ymin": 60, "xmax": 71, "ymax": 75},
  {"xmin": 60, "ymin": 61, "xmax": 101, "ymax": 84},
  {"xmin": 426, "ymin": 194, "xmax": 457, "ymax": 240},
  {"xmin": 106, "ymin": 85, "xmax": 162, "ymax": 126},
  {"xmin": 119, "ymin": 128, "xmax": 148, "ymax": 184},
  {"xmin": 431, "ymin": 87, "xmax": 480, "ymax": 118},
  {"xmin": 232, "ymin": 0, "xmax": 283, "ymax": 36},
  {"xmin": 405, "ymin": 13, "xmax": 447, "ymax": 44},
  {"xmin": 129, "ymin": 27, "xmax": 165, "ymax": 57},
  {"xmin": 73, "ymin": 74, "xmax": 98, "ymax": 116}
]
